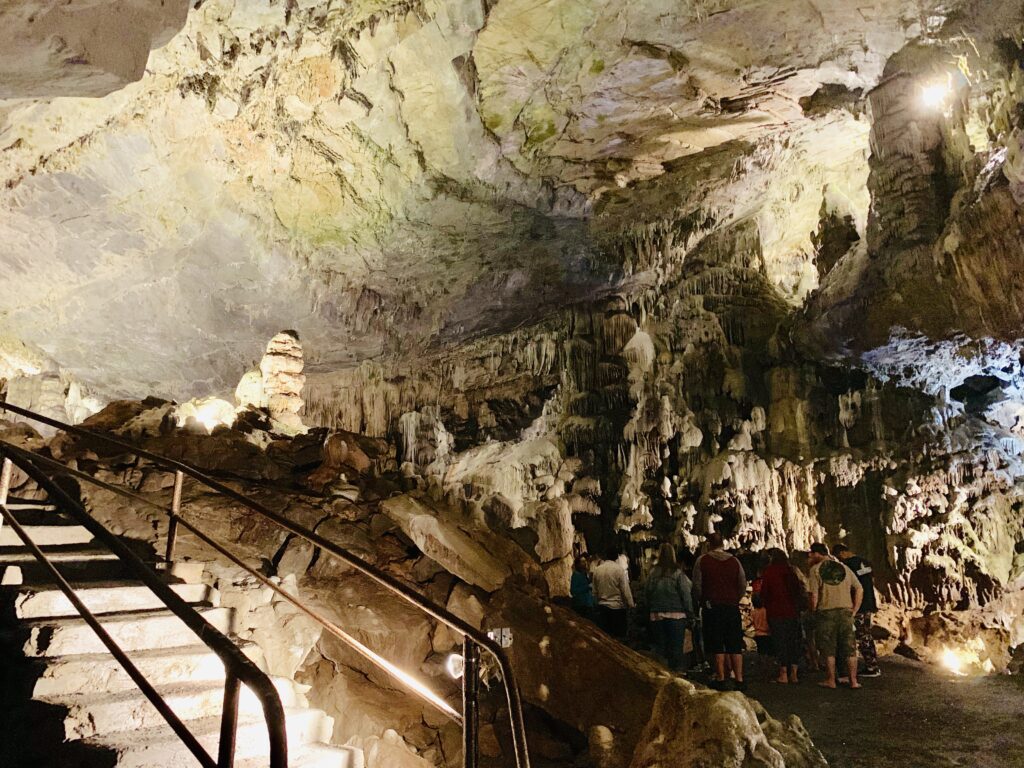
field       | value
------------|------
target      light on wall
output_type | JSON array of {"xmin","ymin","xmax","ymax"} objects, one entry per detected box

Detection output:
[{"xmin": 919, "ymin": 75, "xmax": 953, "ymax": 110}]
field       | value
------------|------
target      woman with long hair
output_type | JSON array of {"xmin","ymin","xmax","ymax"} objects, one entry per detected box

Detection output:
[
  {"xmin": 645, "ymin": 543, "xmax": 694, "ymax": 671},
  {"xmin": 759, "ymin": 547, "xmax": 807, "ymax": 683}
]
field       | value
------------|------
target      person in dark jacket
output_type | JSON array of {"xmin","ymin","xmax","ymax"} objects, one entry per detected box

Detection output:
[
  {"xmin": 833, "ymin": 543, "xmax": 880, "ymax": 677},
  {"xmin": 645, "ymin": 543, "xmax": 694, "ymax": 671},
  {"xmin": 759, "ymin": 548, "xmax": 806, "ymax": 684},
  {"xmin": 693, "ymin": 532, "xmax": 748, "ymax": 690},
  {"xmin": 570, "ymin": 554, "xmax": 597, "ymax": 619}
]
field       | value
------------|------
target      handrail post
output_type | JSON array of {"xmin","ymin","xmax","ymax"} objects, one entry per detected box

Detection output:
[
  {"xmin": 166, "ymin": 469, "xmax": 183, "ymax": 563},
  {"xmin": 462, "ymin": 637, "xmax": 480, "ymax": 768},
  {"xmin": 218, "ymin": 673, "xmax": 241, "ymax": 768},
  {"xmin": 0, "ymin": 455, "xmax": 12, "ymax": 535}
]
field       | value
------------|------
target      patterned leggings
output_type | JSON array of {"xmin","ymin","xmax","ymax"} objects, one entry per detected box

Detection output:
[{"xmin": 855, "ymin": 612, "xmax": 879, "ymax": 672}]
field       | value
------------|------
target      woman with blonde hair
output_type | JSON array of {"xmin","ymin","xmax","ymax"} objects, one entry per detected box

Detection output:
[{"xmin": 645, "ymin": 543, "xmax": 694, "ymax": 671}]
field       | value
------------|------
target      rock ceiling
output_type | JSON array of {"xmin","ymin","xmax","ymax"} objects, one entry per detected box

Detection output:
[{"xmin": 0, "ymin": 0, "xmax": 1019, "ymax": 401}]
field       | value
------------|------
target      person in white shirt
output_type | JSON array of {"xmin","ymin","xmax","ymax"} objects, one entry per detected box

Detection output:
[{"xmin": 592, "ymin": 546, "xmax": 634, "ymax": 639}]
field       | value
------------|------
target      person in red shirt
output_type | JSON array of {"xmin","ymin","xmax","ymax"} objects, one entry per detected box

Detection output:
[
  {"xmin": 693, "ymin": 532, "xmax": 748, "ymax": 691},
  {"xmin": 759, "ymin": 548, "xmax": 806, "ymax": 684}
]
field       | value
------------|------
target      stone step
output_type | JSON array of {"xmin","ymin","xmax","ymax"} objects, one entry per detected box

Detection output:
[
  {"xmin": 0, "ymin": 546, "xmax": 130, "ymax": 585},
  {"xmin": 0, "ymin": 503, "xmax": 70, "ymax": 526},
  {"xmin": 89, "ymin": 707, "xmax": 337, "ymax": 768},
  {"xmin": 8, "ymin": 580, "xmax": 217, "ymax": 619},
  {"xmin": 47, "ymin": 677, "xmax": 305, "ymax": 741},
  {"xmin": 18, "ymin": 606, "xmax": 234, "ymax": 657},
  {"xmin": 0, "ymin": 524, "xmax": 94, "ymax": 548},
  {"xmin": 28, "ymin": 642, "xmax": 265, "ymax": 697}
]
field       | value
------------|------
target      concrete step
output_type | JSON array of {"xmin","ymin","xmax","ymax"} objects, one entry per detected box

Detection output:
[
  {"xmin": 8, "ymin": 580, "xmax": 217, "ymax": 619},
  {"xmin": 0, "ymin": 503, "xmax": 70, "ymax": 526},
  {"xmin": 46, "ymin": 677, "xmax": 305, "ymax": 741},
  {"xmin": 0, "ymin": 524, "xmax": 94, "ymax": 548},
  {"xmin": 90, "ymin": 707, "xmax": 337, "ymax": 768},
  {"xmin": 0, "ymin": 546, "xmax": 130, "ymax": 585},
  {"xmin": 18, "ymin": 606, "xmax": 234, "ymax": 657},
  {"xmin": 28, "ymin": 642, "xmax": 265, "ymax": 697}
]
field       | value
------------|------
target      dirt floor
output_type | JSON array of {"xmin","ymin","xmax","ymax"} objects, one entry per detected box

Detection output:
[{"xmin": 746, "ymin": 655, "xmax": 1024, "ymax": 768}]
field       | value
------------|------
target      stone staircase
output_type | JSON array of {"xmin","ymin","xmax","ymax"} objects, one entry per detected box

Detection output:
[{"xmin": 0, "ymin": 499, "xmax": 363, "ymax": 768}]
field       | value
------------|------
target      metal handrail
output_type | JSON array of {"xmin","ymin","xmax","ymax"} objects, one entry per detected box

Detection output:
[
  {"xmin": 0, "ymin": 401, "xmax": 531, "ymax": 768},
  {"xmin": 0, "ymin": 442, "xmax": 288, "ymax": 768},
  {"xmin": 8, "ymin": 443, "xmax": 463, "ymax": 723}
]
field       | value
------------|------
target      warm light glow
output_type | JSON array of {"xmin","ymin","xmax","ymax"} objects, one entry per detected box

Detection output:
[
  {"xmin": 920, "ymin": 77, "xmax": 952, "ymax": 110},
  {"xmin": 445, "ymin": 652, "xmax": 465, "ymax": 680},
  {"xmin": 175, "ymin": 397, "xmax": 237, "ymax": 433},
  {"xmin": 938, "ymin": 638, "xmax": 995, "ymax": 676}
]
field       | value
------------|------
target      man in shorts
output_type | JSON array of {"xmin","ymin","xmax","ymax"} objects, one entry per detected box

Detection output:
[
  {"xmin": 807, "ymin": 542, "xmax": 863, "ymax": 689},
  {"xmin": 833, "ymin": 543, "xmax": 881, "ymax": 677},
  {"xmin": 693, "ymin": 532, "xmax": 748, "ymax": 691}
]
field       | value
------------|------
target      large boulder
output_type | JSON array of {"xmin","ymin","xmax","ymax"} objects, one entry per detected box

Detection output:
[
  {"xmin": 629, "ymin": 681, "xmax": 824, "ymax": 768},
  {"xmin": 381, "ymin": 493, "xmax": 544, "ymax": 593},
  {"xmin": 490, "ymin": 589, "xmax": 825, "ymax": 768}
]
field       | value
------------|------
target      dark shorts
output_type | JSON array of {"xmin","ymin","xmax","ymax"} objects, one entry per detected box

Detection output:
[
  {"xmin": 597, "ymin": 606, "xmax": 629, "ymax": 639},
  {"xmin": 755, "ymin": 635, "xmax": 774, "ymax": 655},
  {"xmin": 702, "ymin": 604, "xmax": 744, "ymax": 655}
]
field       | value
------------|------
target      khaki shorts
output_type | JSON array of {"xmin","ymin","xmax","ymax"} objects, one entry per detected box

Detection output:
[{"xmin": 816, "ymin": 608, "xmax": 856, "ymax": 660}]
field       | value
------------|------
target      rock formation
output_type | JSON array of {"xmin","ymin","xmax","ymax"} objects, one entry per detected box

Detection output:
[
  {"xmin": 2, "ymin": 0, "xmax": 1024, "ymax": 764},
  {"xmin": 236, "ymin": 331, "xmax": 308, "ymax": 435}
]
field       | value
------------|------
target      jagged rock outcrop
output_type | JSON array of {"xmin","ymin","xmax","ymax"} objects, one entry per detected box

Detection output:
[{"xmin": 0, "ymin": 0, "xmax": 189, "ymax": 98}]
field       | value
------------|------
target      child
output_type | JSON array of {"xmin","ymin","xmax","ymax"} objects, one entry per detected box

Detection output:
[{"xmin": 751, "ymin": 575, "xmax": 774, "ymax": 678}]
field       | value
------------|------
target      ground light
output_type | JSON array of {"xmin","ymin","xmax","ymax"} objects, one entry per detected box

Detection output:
[{"xmin": 939, "ymin": 638, "xmax": 995, "ymax": 676}]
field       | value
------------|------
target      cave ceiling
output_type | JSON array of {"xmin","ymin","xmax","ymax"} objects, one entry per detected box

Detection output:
[{"xmin": 0, "ymin": 0, "xmax": 1019, "ymax": 400}]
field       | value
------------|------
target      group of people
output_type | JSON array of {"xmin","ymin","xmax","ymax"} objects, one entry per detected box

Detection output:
[{"xmin": 570, "ymin": 533, "xmax": 880, "ymax": 692}]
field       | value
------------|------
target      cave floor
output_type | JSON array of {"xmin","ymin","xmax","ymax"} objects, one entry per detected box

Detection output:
[{"xmin": 747, "ymin": 655, "xmax": 1024, "ymax": 768}]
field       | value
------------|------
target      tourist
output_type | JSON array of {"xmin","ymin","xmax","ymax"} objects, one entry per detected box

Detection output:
[
  {"xmin": 644, "ymin": 543, "xmax": 694, "ymax": 671},
  {"xmin": 807, "ymin": 542, "xmax": 863, "ymax": 689},
  {"xmin": 759, "ymin": 548, "xmax": 805, "ymax": 684},
  {"xmin": 693, "ymin": 532, "xmax": 747, "ymax": 691},
  {"xmin": 750, "ymin": 566, "xmax": 773, "ymax": 678},
  {"xmin": 570, "ymin": 554, "xmax": 597, "ymax": 620},
  {"xmin": 592, "ymin": 546, "xmax": 634, "ymax": 639},
  {"xmin": 833, "ymin": 543, "xmax": 881, "ymax": 677}
]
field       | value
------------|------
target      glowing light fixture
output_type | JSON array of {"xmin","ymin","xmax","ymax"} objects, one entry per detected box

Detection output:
[
  {"xmin": 940, "ymin": 646, "xmax": 967, "ymax": 676},
  {"xmin": 920, "ymin": 76, "xmax": 953, "ymax": 110},
  {"xmin": 445, "ymin": 652, "xmax": 465, "ymax": 680},
  {"xmin": 938, "ymin": 639, "xmax": 995, "ymax": 677}
]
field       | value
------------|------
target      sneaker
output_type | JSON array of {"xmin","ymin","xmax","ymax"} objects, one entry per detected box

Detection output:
[
  {"xmin": 860, "ymin": 668, "xmax": 882, "ymax": 678},
  {"xmin": 734, "ymin": 680, "xmax": 748, "ymax": 692}
]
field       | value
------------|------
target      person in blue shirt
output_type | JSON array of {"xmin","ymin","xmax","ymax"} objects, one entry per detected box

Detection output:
[
  {"xmin": 570, "ymin": 554, "xmax": 597, "ymax": 620},
  {"xmin": 645, "ymin": 543, "xmax": 694, "ymax": 671}
]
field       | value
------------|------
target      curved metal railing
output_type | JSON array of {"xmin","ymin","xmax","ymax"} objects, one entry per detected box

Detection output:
[
  {"xmin": 0, "ymin": 401, "xmax": 531, "ymax": 768},
  {"xmin": 0, "ymin": 442, "xmax": 288, "ymax": 768}
]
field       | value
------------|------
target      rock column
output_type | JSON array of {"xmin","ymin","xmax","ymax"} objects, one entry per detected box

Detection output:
[{"xmin": 261, "ymin": 331, "xmax": 306, "ymax": 434}]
